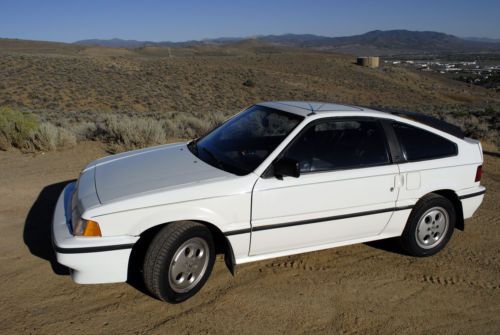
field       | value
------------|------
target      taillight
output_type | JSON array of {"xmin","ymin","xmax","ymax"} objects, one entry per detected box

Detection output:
[{"xmin": 475, "ymin": 165, "xmax": 483, "ymax": 182}]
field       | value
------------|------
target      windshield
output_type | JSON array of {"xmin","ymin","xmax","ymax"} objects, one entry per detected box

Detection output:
[{"xmin": 188, "ymin": 105, "xmax": 304, "ymax": 175}]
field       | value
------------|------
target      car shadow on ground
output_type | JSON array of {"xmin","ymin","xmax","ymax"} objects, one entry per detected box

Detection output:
[
  {"xmin": 365, "ymin": 237, "xmax": 408, "ymax": 255},
  {"xmin": 23, "ymin": 180, "xmax": 157, "ymax": 298},
  {"xmin": 23, "ymin": 180, "xmax": 75, "ymax": 276}
]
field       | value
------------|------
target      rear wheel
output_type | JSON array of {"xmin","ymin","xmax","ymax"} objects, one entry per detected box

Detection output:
[
  {"xmin": 143, "ymin": 221, "xmax": 215, "ymax": 303},
  {"xmin": 399, "ymin": 193, "xmax": 455, "ymax": 256}
]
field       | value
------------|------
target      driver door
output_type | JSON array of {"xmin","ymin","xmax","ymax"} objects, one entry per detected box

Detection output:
[{"xmin": 250, "ymin": 117, "xmax": 399, "ymax": 255}]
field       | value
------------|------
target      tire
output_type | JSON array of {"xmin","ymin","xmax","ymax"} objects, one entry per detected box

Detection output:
[
  {"xmin": 143, "ymin": 221, "xmax": 215, "ymax": 303},
  {"xmin": 399, "ymin": 193, "xmax": 456, "ymax": 257}
]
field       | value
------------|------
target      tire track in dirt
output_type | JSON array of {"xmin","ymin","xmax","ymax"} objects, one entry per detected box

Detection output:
[
  {"xmin": 139, "ymin": 269, "xmax": 261, "ymax": 335},
  {"xmin": 404, "ymin": 274, "xmax": 500, "ymax": 290},
  {"xmin": 260, "ymin": 248, "xmax": 385, "ymax": 274},
  {"xmin": 263, "ymin": 258, "xmax": 330, "ymax": 272}
]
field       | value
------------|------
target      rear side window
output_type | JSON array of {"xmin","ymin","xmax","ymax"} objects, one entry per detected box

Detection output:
[
  {"xmin": 392, "ymin": 122, "xmax": 458, "ymax": 161},
  {"xmin": 284, "ymin": 119, "xmax": 390, "ymax": 172}
]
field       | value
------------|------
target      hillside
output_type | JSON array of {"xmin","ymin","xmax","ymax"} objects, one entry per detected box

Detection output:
[
  {"xmin": 2, "ymin": 38, "xmax": 499, "ymax": 112},
  {"xmin": 0, "ymin": 37, "xmax": 499, "ymax": 147}
]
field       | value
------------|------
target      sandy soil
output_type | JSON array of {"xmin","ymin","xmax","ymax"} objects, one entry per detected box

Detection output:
[{"xmin": 0, "ymin": 142, "xmax": 499, "ymax": 335}]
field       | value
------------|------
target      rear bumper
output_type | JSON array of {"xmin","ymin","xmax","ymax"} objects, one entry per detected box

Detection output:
[
  {"xmin": 52, "ymin": 182, "xmax": 138, "ymax": 284},
  {"xmin": 457, "ymin": 186, "xmax": 486, "ymax": 219}
]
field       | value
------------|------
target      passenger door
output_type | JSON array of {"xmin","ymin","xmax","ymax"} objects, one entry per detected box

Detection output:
[{"xmin": 250, "ymin": 117, "xmax": 399, "ymax": 255}]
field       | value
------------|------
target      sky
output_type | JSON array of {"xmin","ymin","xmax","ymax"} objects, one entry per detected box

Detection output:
[{"xmin": 0, "ymin": 0, "xmax": 499, "ymax": 43}]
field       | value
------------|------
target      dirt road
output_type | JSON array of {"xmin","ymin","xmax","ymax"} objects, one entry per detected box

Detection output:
[{"xmin": 1, "ymin": 142, "xmax": 499, "ymax": 334}]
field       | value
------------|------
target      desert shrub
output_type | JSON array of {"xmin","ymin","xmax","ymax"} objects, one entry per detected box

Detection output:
[
  {"xmin": 97, "ymin": 114, "xmax": 166, "ymax": 152},
  {"xmin": 0, "ymin": 134, "xmax": 9, "ymax": 151},
  {"xmin": 58, "ymin": 127, "xmax": 77, "ymax": 148},
  {"xmin": 162, "ymin": 119, "xmax": 177, "ymax": 138},
  {"xmin": 71, "ymin": 121, "xmax": 98, "ymax": 141},
  {"xmin": 208, "ymin": 112, "xmax": 228, "ymax": 129},
  {"xmin": 172, "ymin": 114, "xmax": 213, "ymax": 138},
  {"xmin": 442, "ymin": 108, "xmax": 498, "ymax": 145},
  {"xmin": 31, "ymin": 122, "xmax": 58, "ymax": 151},
  {"xmin": 0, "ymin": 107, "xmax": 38, "ymax": 149},
  {"xmin": 30, "ymin": 122, "xmax": 76, "ymax": 151},
  {"xmin": 242, "ymin": 79, "xmax": 256, "ymax": 87}
]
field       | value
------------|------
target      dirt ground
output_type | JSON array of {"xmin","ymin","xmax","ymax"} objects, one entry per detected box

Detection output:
[{"xmin": 0, "ymin": 141, "xmax": 499, "ymax": 335}]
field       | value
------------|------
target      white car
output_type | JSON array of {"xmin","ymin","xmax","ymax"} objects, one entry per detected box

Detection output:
[{"xmin": 52, "ymin": 101, "xmax": 485, "ymax": 303}]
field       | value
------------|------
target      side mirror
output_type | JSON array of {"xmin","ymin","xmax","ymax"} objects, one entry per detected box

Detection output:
[{"xmin": 274, "ymin": 158, "xmax": 300, "ymax": 179}]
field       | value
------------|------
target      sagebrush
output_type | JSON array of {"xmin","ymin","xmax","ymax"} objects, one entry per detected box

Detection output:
[{"xmin": 1, "ymin": 106, "xmax": 497, "ymax": 153}]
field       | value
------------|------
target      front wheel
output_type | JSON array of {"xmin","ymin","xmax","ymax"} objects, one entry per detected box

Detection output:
[
  {"xmin": 143, "ymin": 221, "xmax": 215, "ymax": 303},
  {"xmin": 399, "ymin": 193, "xmax": 456, "ymax": 257}
]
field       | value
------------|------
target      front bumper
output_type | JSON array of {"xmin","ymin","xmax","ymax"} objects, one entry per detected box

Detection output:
[{"xmin": 52, "ymin": 182, "xmax": 138, "ymax": 284}]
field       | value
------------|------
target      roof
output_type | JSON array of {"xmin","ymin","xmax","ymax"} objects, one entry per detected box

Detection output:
[
  {"xmin": 258, "ymin": 101, "xmax": 464, "ymax": 139},
  {"xmin": 259, "ymin": 101, "xmax": 363, "ymax": 116}
]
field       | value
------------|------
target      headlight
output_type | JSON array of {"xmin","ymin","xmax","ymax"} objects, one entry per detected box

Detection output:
[{"xmin": 72, "ymin": 218, "xmax": 102, "ymax": 237}]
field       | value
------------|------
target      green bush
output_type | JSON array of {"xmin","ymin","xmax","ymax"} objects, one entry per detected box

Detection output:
[
  {"xmin": 0, "ymin": 107, "xmax": 77, "ymax": 151},
  {"xmin": 0, "ymin": 107, "xmax": 39, "ymax": 150}
]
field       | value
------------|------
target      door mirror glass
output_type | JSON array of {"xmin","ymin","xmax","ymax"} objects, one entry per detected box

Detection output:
[{"xmin": 274, "ymin": 158, "xmax": 300, "ymax": 179}]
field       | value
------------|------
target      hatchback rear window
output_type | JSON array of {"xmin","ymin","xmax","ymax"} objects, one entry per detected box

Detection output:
[{"xmin": 392, "ymin": 122, "xmax": 458, "ymax": 161}]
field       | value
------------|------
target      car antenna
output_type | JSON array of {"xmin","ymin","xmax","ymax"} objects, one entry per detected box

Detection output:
[{"xmin": 307, "ymin": 102, "xmax": 316, "ymax": 116}]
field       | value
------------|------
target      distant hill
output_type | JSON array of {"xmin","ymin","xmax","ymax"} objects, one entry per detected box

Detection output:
[
  {"xmin": 74, "ymin": 30, "xmax": 500, "ymax": 55},
  {"xmin": 463, "ymin": 37, "xmax": 500, "ymax": 44},
  {"xmin": 74, "ymin": 38, "xmax": 151, "ymax": 48},
  {"xmin": 258, "ymin": 30, "xmax": 500, "ymax": 54}
]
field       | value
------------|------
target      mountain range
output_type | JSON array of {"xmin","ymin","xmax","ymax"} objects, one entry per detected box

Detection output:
[{"xmin": 74, "ymin": 30, "xmax": 500, "ymax": 55}]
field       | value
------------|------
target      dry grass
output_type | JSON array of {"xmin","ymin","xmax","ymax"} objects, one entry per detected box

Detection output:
[
  {"xmin": 2, "ymin": 105, "xmax": 496, "ymax": 154},
  {"xmin": 0, "ymin": 39, "xmax": 498, "ymax": 150},
  {"xmin": 89, "ymin": 111, "xmax": 228, "ymax": 152},
  {"xmin": 2, "ymin": 43, "xmax": 499, "ymax": 116},
  {"xmin": 30, "ymin": 122, "xmax": 76, "ymax": 151},
  {"xmin": 0, "ymin": 108, "xmax": 230, "ymax": 153},
  {"xmin": 95, "ymin": 115, "xmax": 166, "ymax": 152},
  {"xmin": 0, "ymin": 107, "xmax": 76, "ymax": 152}
]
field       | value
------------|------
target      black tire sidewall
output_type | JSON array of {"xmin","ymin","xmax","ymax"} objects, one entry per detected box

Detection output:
[
  {"xmin": 401, "ymin": 195, "xmax": 456, "ymax": 257},
  {"xmin": 156, "ymin": 225, "xmax": 215, "ymax": 303}
]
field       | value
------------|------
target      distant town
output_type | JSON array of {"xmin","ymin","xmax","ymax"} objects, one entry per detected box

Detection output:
[{"xmin": 384, "ymin": 55, "xmax": 500, "ymax": 91}]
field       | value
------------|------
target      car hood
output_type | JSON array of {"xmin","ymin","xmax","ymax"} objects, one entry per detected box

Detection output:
[{"xmin": 92, "ymin": 142, "xmax": 232, "ymax": 204}]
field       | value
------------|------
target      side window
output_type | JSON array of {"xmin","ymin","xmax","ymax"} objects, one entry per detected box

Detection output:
[
  {"xmin": 392, "ymin": 122, "xmax": 458, "ymax": 161},
  {"xmin": 284, "ymin": 119, "xmax": 390, "ymax": 173}
]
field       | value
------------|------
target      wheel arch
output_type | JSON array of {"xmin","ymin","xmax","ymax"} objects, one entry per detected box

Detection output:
[
  {"xmin": 428, "ymin": 189, "xmax": 464, "ymax": 230},
  {"xmin": 127, "ymin": 220, "xmax": 236, "ymax": 282}
]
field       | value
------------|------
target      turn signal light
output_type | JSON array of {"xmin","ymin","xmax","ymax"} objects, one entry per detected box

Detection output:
[
  {"xmin": 475, "ymin": 165, "xmax": 483, "ymax": 182},
  {"xmin": 82, "ymin": 220, "xmax": 102, "ymax": 237}
]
